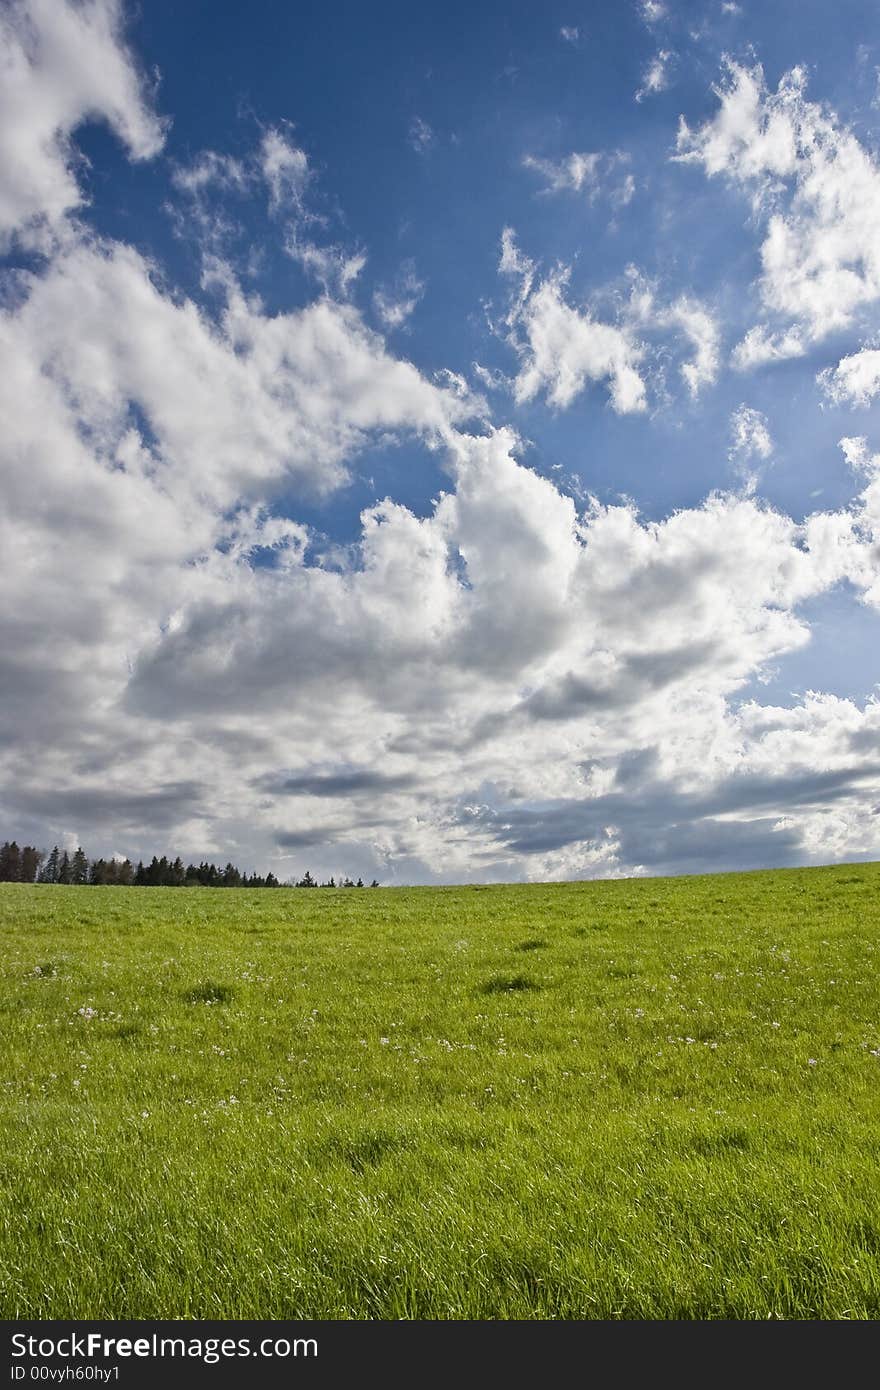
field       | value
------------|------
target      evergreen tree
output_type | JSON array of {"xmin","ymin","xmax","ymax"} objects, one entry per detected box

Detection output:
[
  {"xmin": 20, "ymin": 846, "xmax": 43, "ymax": 882},
  {"xmin": 0, "ymin": 841, "xmax": 21, "ymax": 881},
  {"xmin": 40, "ymin": 846, "xmax": 61, "ymax": 884},
  {"xmin": 58, "ymin": 850, "xmax": 72, "ymax": 885},
  {"xmin": 71, "ymin": 847, "xmax": 89, "ymax": 885}
]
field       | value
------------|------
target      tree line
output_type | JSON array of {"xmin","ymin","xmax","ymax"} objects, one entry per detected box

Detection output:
[{"xmin": 0, "ymin": 841, "xmax": 378, "ymax": 889}]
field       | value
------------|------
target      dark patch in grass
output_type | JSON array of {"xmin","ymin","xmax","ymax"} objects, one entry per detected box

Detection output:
[
  {"xmin": 182, "ymin": 981, "xmax": 235, "ymax": 1005},
  {"xmin": 834, "ymin": 876, "xmax": 864, "ymax": 886},
  {"xmin": 689, "ymin": 1127, "xmax": 751, "ymax": 1157},
  {"xmin": 31, "ymin": 962, "xmax": 59, "ymax": 978},
  {"xmin": 111, "ymin": 1023, "xmax": 142, "ymax": 1041},
  {"xmin": 323, "ymin": 1130, "xmax": 413, "ymax": 1174},
  {"xmin": 572, "ymin": 923, "xmax": 608, "ymax": 936},
  {"xmin": 442, "ymin": 1127, "xmax": 491, "ymax": 1152},
  {"xmin": 480, "ymin": 974, "xmax": 541, "ymax": 994},
  {"xmin": 515, "ymin": 939, "xmax": 547, "ymax": 952},
  {"xmin": 608, "ymin": 963, "xmax": 641, "ymax": 979},
  {"xmin": 485, "ymin": 1250, "xmax": 551, "ymax": 1302},
  {"xmin": 849, "ymin": 1220, "xmax": 880, "ymax": 1254}
]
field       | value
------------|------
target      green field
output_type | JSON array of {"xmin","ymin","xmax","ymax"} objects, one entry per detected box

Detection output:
[{"xmin": 1, "ymin": 864, "xmax": 880, "ymax": 1320}]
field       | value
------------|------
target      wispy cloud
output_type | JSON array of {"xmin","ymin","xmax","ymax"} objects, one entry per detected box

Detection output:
[
  {"xmin": 636, "ymin": 49, "xmax": 673, "ymax": 102},
  {"xmin": 409, "ymin": 116, "xmax": 435, "ymax": 153}
]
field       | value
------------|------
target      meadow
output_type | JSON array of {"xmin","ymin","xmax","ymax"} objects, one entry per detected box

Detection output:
[{"xmin": 1, "ymin": 863, "xmax": 879, "ymax": 1320}]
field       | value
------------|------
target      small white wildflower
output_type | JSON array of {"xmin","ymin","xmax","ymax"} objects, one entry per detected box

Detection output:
[{"xmin": 808, "ymin": 1058, "xmax": 818, "ymax": 1066}]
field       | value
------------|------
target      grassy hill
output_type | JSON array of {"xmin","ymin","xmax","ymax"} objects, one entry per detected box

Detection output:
[{"xmin": 1, "ymin": 862, "xmax": 880, "ymax": 1319}]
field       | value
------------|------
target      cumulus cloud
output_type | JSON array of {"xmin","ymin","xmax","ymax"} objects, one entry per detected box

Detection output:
[
  {"xmin": 7, "ymin": 239, "xmax": 479, "ymax": 504},
  {"xmin": 0, "ymin": 0, "xmax": 166, "ymax": 247},
  {"xmin": 499, "ymin": 230, "xmax": 647, "ymax": 412},
  {"xmin": 819, "ymin": 348, "xmax": 880, "ymax": 407},
  {"xmin": 677, "ymin": 61, "xmax": 880, "ymax": 356},
  {"xmin": 4, "ymin": 307, "xmax": 880, "ymax": 877},
  {"xmin": 3, "ymin": 5, "xmax": 880, "ymax": 883},
  {"xmin": 559, "ymin": 26, "xmax": 580, "ymax": 43}
]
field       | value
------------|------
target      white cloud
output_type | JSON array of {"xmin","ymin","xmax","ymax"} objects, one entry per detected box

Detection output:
[
  {"xmin": 0, "ymin": 0, "xmax": 166, "ymax": 247},
  {"xmin": 260, "ymin": 127, "xmax": 312, "ymax": 215},
  {"xmin": 522, "ymin": 152, "xmax": 601, "ymax": 195},
  {"xmin": 373, "ymin": 263, "xmax": 425, "ymax": 330},
  {"xmin": 611, "ymin": 172, "xmax": 637, "ymax": 208},
  {"xmin": 819, "ymin": 348, "xmax": 880, "ymax": 407},
  {"xmin": 731, "ymin": 325, "xmax": 805, "ymax": 370},
  {"xmin": 7, "ymin": 238, "xmax": 481, "ymax": 507},
  {"xmin": 4, "ymin": 260, "xmax": 880, "ymax": 879},
  {"xmin": 636, "ymin": 50, "xmax": 672, "ymax": 102},
  {"xmin": 728, "ymin": 405, "xmax": 773, "ymax": 491},
  {"xmin": 409, "ymin": 117, "xmax": 434, "ymax": 153},
  {"xmin": 640, "ymin": 1, "xmax": 667, "ymax": 23},
  {"xmin": 4, "ymin": 10, "xmax": 880, "ymax": 883},
  {"xmin": 175, "ymin": 128, "xmax": 366, "ymax": 297},
  {"xmin": 522, "ymin": 151, "xmax": 636, "ymax": 208},
  {"xmin": 678, "ymin": 61, "xmax": 880, "ymax": 352},
  {"xmin": 171, "ymin": 151, "xmax": 249, "ymax": 197},
  {"xmin": 626, "ymin": 276, "xmax": 719, "ymax": 396},
  {"xmin": 499, "ymin": 231, "xmax": 647, "ymax": 413},
  {"xmin": 673, "ymin": 299, "xmax": 720, "ymax": 395},
  {"xmin": 839, "ymin": 435, "xmax": 870, "ymax": 471},
  {"xmin": 560, "ymin": 26, "xmax": 580, "ymax": 43}
]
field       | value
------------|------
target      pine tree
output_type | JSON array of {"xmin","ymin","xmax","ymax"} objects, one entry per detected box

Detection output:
[
  {"xmin": 58, "ymin": 851, "xmax": 72, "ymax": 885},
  {"xmin": 0, "ymin": 842, "xmax": 21, "ymax": 881},
  {"xmin": 20, "ymin": 846, "xmax": 43, "ymax": 883},
  {"xmin": 71, "ymin": 848, "xmax": 89, "ymax": 885},
  {"xmin": 40, "ymin": 846, "xmax": 61, "ymax": 884}
]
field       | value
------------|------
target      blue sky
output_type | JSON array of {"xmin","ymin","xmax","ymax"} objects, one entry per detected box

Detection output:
[{"xmin": 2, "ymin": 0, "xmax": 880, "ymax": 882}]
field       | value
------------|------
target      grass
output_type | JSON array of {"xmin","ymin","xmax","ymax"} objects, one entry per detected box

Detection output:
[{"xmin": 1, "ymin": 862, "xmax": 879, "ymax": 1319}]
